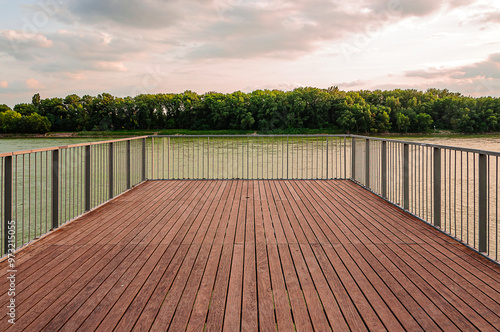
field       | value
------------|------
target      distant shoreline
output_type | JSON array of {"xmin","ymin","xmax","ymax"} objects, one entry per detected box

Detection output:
[{"xmin": 1, "ymin": 130, "xmax": 500, "ymax": 139}]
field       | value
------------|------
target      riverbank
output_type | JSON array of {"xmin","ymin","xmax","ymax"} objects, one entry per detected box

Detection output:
[{"xmin": 2, "ymin": 128, "xmax": 500, "ymax": 139}]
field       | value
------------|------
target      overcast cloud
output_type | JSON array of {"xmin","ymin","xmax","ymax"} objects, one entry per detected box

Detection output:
[{"xmin": 0, "ymin": 0, "xmax": 499, "ymax": 106}]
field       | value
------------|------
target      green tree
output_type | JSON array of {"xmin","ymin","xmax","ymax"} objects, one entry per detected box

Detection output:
[
  {"xmin": 18, "ymin": 113, "xmax": 51, "ymax": 133},
  {"xmin": 14, "ymin": 103, "xmax": 37, "ymax": 116},
  {"xmin": 414, "ymin": 113, "xmax": 433, "ymax": 133},
  {"xmin": 395, "ymin": 112, "xmax": 410, "ymax": 132},
  {"xmin": 0, "ymin": 110, "xmax": 21, "ymax": 132},
  {"xmin": 0, "ymin": 104, "xmax": 11, "ymax": 113}
]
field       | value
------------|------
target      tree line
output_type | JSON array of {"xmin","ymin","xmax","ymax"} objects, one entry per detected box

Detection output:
[{"xmin": 1, "ymin": 87, "xmax": 499, "ymax": 134}]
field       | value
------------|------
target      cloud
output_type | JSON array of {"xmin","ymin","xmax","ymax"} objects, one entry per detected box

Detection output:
[
  {"xmin": 463, "ymin": 10, "xmax": 500, "ymax": 27},
  {"xmin": 33, "ymin": 30, "xmax": 143, "ymax": 74},
  {"xmin": 243, "ymin": 82, "xmax": 304, "ymax": 92},
  {"xmin": 0, "ymin": 29, "xmax": 145, "ymax": 75},
  {"xmin": 25, "ymin": 78, "xmax": 44, "ymax": 90},
  {"xmin": 406, "ymin": 53, "xmax": 500, "ymax": 80},
  {"xmin": 405, "ymin": 70, "xmax": 447, "ymax": 79},
  {"xmin": 0, "ymin": 30, "xmax": 53, "ymax": 60},
  {"xmin": 402, "ymin": 53, "xmax": 500, "ymax": 97},
  {"xmin": 184, "ymin": 0, "xmax": 401, "ymax": 60},
  {"xmin": 337, "ymin": 80, "xmax": 367, "ymax": 88},
  {"xmin": 62, "ymin": 0, "xmax": 181, "ymax": 29},
  {"xmin": 366, "ymin": 0, "xmax": 476, "ymax": 17},
  {"xmin": 0, "ymin": 81, "xmax": 7, "ymax": 88}
]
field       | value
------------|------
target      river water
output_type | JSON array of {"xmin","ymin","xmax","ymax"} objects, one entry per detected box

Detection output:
[{"xmin": 2, "ymin": 136, "xmax": 500, "ymax": 154}]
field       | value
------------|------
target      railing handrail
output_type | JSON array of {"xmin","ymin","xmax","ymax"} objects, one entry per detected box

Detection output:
[
  {"xmin": 0, "ymin": 136, "xmax": 149, "ymax": 157},
  {"xmin": 350, "ymin": 134, "xmax": 500, "ymax": 156},
  {"xmin": 2, "ymin": 134, "xmax": 499, "ymax": 157}
]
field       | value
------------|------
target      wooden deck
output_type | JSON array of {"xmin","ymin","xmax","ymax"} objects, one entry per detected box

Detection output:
[{"xmin": 1, "ymin": 180, "xmax": 500, "ymax": 331}]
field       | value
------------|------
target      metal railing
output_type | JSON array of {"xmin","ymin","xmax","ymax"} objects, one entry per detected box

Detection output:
[
  {"xmin": 351, "ymin": 136, "xmax": 500, "ymax": 261},
  {"xmin": 148, "ymin": 135, "xmax": 351, "ymax": 180},
  {"xmin": 0, "ymin": 137, "xmax": 148, "ymax": 256},
  {"xmin": 1, "ymin": 134, "xmax": 498, "ymax": 262}
]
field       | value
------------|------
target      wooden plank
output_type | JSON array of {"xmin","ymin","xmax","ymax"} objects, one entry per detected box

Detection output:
[
  {"xmin": 268, "ymin": 181, "xmax": 299, "ymax": 244},
  {"xmin": 223, "ymin": 181, "xmax": 243, "ymax": 245},
  {"xmin": 253, "ymin": 181, "xmax": 278, "ymax": 331},
  {"xmin": 223, "ymin": 244, "xmax": 244, "ymax": 331},
  {"xmin": 263, "ymin": 181, "xmax": 285, "ymax": 244},
  {"xmin": 277, "ymin": 243, "xmax": 314, "ymax": 331},
  {"xmin": 254, "ymin": 181, "xmax": 269, "ymax": 245},
  {"xmin": 241, "ymin": 181, "xmax": 259, "ymax": 331},
  {"xmin": 305, "ymin": 181, "xmax": 373, "ymax": 244},
  {"xmin": 234, "ymin": 180, "xmax": 248, "ymax": 244},
  {"xmin": 185, "ymin": 243, "xmax": 223, "ymax": 332},
  {"xmin": 255, "ymin": 243, "xmax": 277, "ymax": 331},
  {"xmin": 204, "ymin": 244, "xmax": 233, "ymax": 331},
  {"xmin": 265, "ymin": 244, "xmax": 295, "ymax": 331}
]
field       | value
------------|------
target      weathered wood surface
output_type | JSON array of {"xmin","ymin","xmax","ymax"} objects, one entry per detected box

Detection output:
[{"xmin": 1, "ymin": 180, "xmax": 499, "ymax": 331}]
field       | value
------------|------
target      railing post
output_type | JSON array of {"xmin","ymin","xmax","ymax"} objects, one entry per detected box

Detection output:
[
  {"xmin": 403, "ymin": 143, "xmax": 409, "ymax": 210},
  {"xmin": 365, "ymin": 139, "xmax": 370, "ymax": 188},
  {"xmin": 151, "ymin": 136, "xmax": 154, "ymax": 180},
  {"xmin": 4, "ymin": 156, "xmax": 12, "ymax": 254},
  {"xmin": 207, "ymin": 137, "xmax": 210, "ymax": 179},
  {"xmin": 351, "ymin": 137, "xmax": 356, "ymax": 180},
  {"xmin": 381, "ymin": 140, "xmax": 387, "ymax": 198},
  {"xmin": 109, "ymin": 143, "xmax": 114, "ymax": 199},
  {"xmin": 85, "ymin": 145, "xmax": 91, "ymax": 211},
  {"xmin": 326, "ymin": 137, "xmax": 329, "ymax": 179},
  {"xmin": 141, "ymin": 138, "xmax": 146, "ymax": 181},
  {"xmin": 433, "ymin": 147, "xmax": 441, "ymax": 228},
  {"xmin": 287, "ymin": 136, "xmax": 289, "ymax": 179},
  {"xmin": 247, "ymin": 136, "xmax": 249, "ymax": 179},
  {"xmin": 126, "ymin": 140, "xmax": 131, "ymax": 189},
  {"xmin": 479, "ymin": 154, "xmax": 488, "ymax": 253},
  {"xmin": 52, "ymin": 150, "xmax": 59, "ymax": 230}
]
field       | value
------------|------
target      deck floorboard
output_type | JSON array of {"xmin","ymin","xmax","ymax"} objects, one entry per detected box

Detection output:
[{"xmin": 1, "ymin": 180, "xmax": 499, "ymax": 331}]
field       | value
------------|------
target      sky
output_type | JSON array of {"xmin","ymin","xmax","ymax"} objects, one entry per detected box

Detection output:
[{"xmin": 0, "ymin": 0, "xmax": 499, "ymax": 107}]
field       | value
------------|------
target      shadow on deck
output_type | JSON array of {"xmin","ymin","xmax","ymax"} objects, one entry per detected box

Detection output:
[{"xmin": 1, "ymin": 180, "xmax": 499, "ymax": 331}]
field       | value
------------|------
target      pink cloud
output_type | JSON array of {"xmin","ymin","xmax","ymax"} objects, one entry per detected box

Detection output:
[
  {"xmin": 0, "ymin": 81, "xmax": 7, "ymax": 88},
  {"xmin": 25, "ymin": 78, "xmax": 45, "ymax": 90}
]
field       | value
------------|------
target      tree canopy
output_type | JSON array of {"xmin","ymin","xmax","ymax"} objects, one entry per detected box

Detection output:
[{"xmin": 1, "ymin": 88, "xmax": 499, "ymax": 134}]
